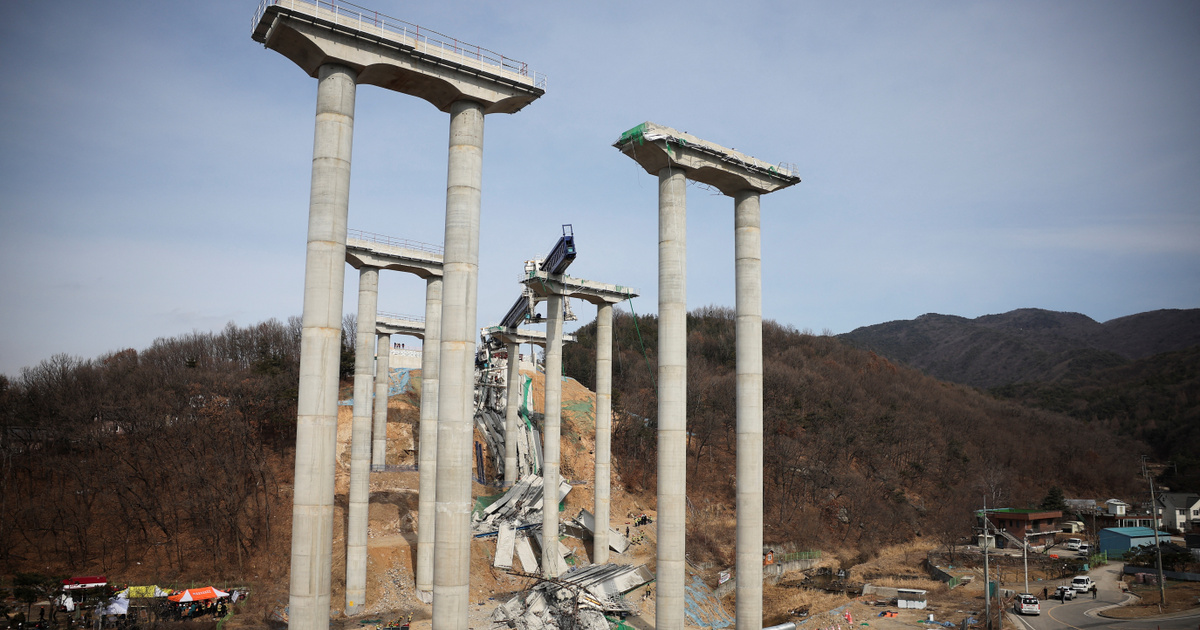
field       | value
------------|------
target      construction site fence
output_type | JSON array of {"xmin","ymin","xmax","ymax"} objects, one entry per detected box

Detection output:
[
  {"xmin": 1122, "ymin": 565, "xmax": 1200, "ymax": 582},
  {"xmin": 778, "ymin": 550, "xmax": 822, "ymax": 563}
]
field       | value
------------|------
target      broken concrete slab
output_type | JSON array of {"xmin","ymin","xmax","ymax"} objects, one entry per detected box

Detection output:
[{"xmin": 576, "ymin": 508, "xmax": 631, "ymax": 554}]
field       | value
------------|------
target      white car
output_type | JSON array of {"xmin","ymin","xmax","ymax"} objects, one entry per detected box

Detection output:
[
  {"xmin": 1013, "ymin": 594, "xmax": 1040, "ymax": 615},
  {"xmin": 1071, "ymin": 576, "xmax": 1093, "ymax": 593},
  {"xmin": 1055, "ymin": 585, "xmax": 1076, "ymax": 600},
  {"xmin": 1077, "ymin": 543, "xmax": 1091, "ymax": 555}
]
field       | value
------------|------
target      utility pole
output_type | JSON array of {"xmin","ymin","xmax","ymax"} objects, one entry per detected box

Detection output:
[
  {"xmin": 1142, "ymin": 456, "xmax": 1167, "ymax": 606},
  {"xmin": 982, "ymin": 497, "xmax": 992, "ymax": 630}
]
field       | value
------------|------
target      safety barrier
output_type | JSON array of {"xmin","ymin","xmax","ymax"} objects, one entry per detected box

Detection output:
[{"xmin": 252, "ymin": 0, "xmax": 547, "ymax": 89}]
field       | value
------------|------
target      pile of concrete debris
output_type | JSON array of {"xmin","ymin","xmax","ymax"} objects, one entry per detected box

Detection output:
[
  {"xmin": 475, "ymin": 474, "xmax": 631, "ymax": 575},
  {"xmin": 490, "ymin": 564, "xmax": 654, "ymax": 630},
  {"xmin": 475, "ymin": 473, "xmax": 576, "ymax": 574}
]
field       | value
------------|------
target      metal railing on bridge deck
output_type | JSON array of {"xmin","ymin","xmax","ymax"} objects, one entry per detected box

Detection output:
[
  {"xmin": 347, "ymin": 228, "xmax": 443, "ymax": 256},
  {"xmin": 251, "ymin": 0, "xmax": 547, "ymax": 90},
  {"xmin": 377, "ymin": 311, "xmax": 426, "ymax": 323}
]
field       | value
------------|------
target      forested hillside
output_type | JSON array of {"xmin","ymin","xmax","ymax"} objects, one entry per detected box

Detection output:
[
  {"xmin": 0, "ymin": 319, "xmax": 305, "ymax": 576},
  {"xmin": 0, "ymin": 308, "xmax": 1152, "ymax": 577},
  {"xmin": 994, "ymin": 346, "xmax": 1200, "ymax": 490},
  {"xmin": 564, "ymin": 307, "xmax": 1144, "ymax": 559}
]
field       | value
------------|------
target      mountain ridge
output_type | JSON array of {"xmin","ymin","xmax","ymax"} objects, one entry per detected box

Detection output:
[{"xmin": 838, "ymin": 307, "xmax": 1200, "ymax": 389}]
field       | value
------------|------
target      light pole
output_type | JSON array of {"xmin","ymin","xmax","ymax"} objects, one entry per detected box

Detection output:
[
  {"xmin": 1023, "ymin": 532, "xmax": 1029, "ymax": 595},
  {"xmin": 982, "ymin": 498, "xmax": 992, "ymax": 630}
]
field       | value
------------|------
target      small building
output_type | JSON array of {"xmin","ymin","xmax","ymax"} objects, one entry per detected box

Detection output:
[
  {"xmin": 896, "ymin": 588, "xmax": 927, "ymax": 610},
  {"xmin": 1097, "ymin": 527, "xmax": 1172, "ymax": 555},
  {"xmin": 1105, "ymin": 499, "xmax": 1129, "ymax": 516},
  {"xmin": 985, "ymin": 508, "xmax": 1062, "ymax": 548}
]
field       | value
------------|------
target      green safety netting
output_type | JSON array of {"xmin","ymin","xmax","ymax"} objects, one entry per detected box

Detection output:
[{"xmin": 617, "ymin": 123, "xmax": 646, "ymax": 146}]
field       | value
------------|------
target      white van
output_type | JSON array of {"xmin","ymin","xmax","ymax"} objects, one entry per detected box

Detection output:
[
  {"xmin": 1013, "ymin": 594, "xmax": 1040, "ymax": 615},
  {"xmin": 1065, "ymin": 538, "xmax": 1082, "ymax": 550},
  {"xmin": 1071, "ymin": 576, "xmax": 1093, "ymax": 593}
]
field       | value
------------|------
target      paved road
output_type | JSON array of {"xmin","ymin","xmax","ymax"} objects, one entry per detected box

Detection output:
[{"xmin": 1009, "ymin": 564, "xmax": 1200, "ymax": 630}]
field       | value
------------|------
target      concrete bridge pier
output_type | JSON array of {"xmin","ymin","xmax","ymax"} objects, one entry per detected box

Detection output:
[
  {"xmin": 346, "ymin": 266, "xmax": 379, "ymax": 615},
  {"xmin": 593, "ymin": 302, "xmax": 614, "ymax": 564},
  {"xmin": 416, "ymin": 276, "xmax": 443, "ymax": 595},
  {"xmin": 541, "ymin": 293, "xmax": 565, "ymax": 577},
  {"xmin": 656, "ymin": 166, "xmax": 689, "ymax": 630},
  {"xmin": 517, "ymin": 269, "xmax": 637, "ymax": 570},
  {"xmin": 433, "ymin": 99, "xmax": 485, "ymax": 627},
  {"xmin": 372, "ymin": 331, "xmax": 390, "ymax": 472},
  {"xmin": 614, "ymin": 122, "xmax": 798, "ymax": 630},
  {"xmin": 733, "ymin": 191, "xmax": 764, "ymax": 630},
  {"xmin": 251, "ymin": 4, "xmax": 544, "ymax": 627},
  {"xmin": 290, "ymin": 62, "xmax": 357, "ymax": 630},
  {"xmin": 503, "ymin": 340, "xmax": 521, "ymax": 486}
]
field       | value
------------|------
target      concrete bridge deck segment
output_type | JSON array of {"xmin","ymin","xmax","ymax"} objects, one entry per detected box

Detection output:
[
  {"xmin": 346, "ymin": 231, "xmax": 444, "ymax": 278},
  {"xmin": 521, "ymin": 270, "xmax": 639, "ymax": 305},
  {"xmin": 482, "ymin": 325, "xmax": 576, "ymax": 347},
  {"xmin": 252, "ymin": 0, "xmax": 545, "ymax": 114},
  {"xmin": 376, "ymin": 313, "xmax": 426, "ymax": 339},
  {"xmin": 613, "ymin": 122, "xmax": 800, "ymax": 196}
]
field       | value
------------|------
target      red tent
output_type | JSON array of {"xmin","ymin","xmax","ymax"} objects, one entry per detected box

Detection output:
[
  {"xmin": 168, "ymin": 587, "xmax": 229, "ymax": 602},
  {"xmin": 62, "ymin": 576, "xmax": 108, "ymax": 590}
]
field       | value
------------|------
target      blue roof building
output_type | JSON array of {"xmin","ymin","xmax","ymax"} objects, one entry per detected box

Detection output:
[{"xmin": 1097, "ymin": 527, "xmax": 1172, "ymax": 555}]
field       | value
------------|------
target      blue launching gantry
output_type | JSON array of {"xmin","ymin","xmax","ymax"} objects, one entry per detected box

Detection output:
[
  {"xmin": 498, "ymin": 226, "xmax": 578, "ymax": 328},
  {"xmin": 539, "ymin": 224, "xmax": 576, "ymax": 275}
]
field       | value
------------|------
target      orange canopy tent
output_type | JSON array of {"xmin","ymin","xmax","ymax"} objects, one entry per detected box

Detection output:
[{"xmin": 168, "ymin": 587, "xmax": 229, "ymax": 602}]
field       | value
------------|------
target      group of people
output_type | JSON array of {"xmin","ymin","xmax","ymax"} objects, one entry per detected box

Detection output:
[
  {"xmin": 165, "ymin": 600, "xmax": 228, "ymax": 621},
  {"xmin": 1040, "ymin": 585, "xmax": 1098, "ymax": 601}
]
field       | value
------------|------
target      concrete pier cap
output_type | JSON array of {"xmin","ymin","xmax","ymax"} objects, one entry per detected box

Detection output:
[
  {"xmin": 252, "ymin": 0, "xmax": 545, "ymax": 114},
  {"xmin": 520, "ymin": 269, "xmax": 639, "ymax": 307},
  {"xmin": 613, "ymin": 122, "xmax": 800, "ymax": 195}
]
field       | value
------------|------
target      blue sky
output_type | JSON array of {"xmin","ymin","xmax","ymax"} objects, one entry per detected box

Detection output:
[{"xmin": 1, "ymin": 1, "xmax": 1198, "ymax": 376}]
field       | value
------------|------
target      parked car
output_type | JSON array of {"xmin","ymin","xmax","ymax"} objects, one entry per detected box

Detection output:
[
  {"xmin": 1065, "ymin": 538, "xmax": 1082, "ymax": 550},
  {"xmin": 1055, "ymin": 585, "xmax": 1076, "ymax": 600},
  {"xmin": 1014, "ymin": 594, "xmax": 1041, "ymax": 615},
  {"xmin": 1077, "ymin": 542, "xmax": 1091, "ymax": 555},
  {"xmin": 1071, "ymin": 576, "xmax": 1093, "ymax": 593}
]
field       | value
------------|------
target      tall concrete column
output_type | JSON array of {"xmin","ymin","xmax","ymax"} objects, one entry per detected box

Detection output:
[
  {"xmin": 346, "ymin": 267, "xmax": 379, "ymax": 615},
  {"xmin": 433, "ymin": 100, "xmax": 484, "ymax": 630},
  {"xmin": 372, "ymin": 332, "xmax": 390, "ymax": 472},
  {"xmin": 593, "ymin": 303, "xmax": 614, "ymax": 564},
  {"xmin": 290, "ymin": 62, "xmax": 356, "ymax": 630},
  {"xmin": 503, "ymin": 340, "xmax": 521, "ymax": 486},
  {"xmin": 733, "ymin": 191, "xmax": 763, "ymax": 630},
  {"xmin": 657, "ymin": 167, "xmax": 688, "ymax": 630},
  {"xmin": 541, "ymin": 293, "xmax": 565, "ymax": 577},
  {"xmin": 416, "ymin": 276, "xmax": 443, "ymax": 595}
]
